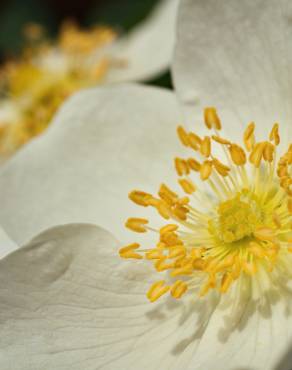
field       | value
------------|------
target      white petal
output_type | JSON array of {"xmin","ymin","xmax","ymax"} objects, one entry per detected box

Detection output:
[
  {"xmin": 0, "ymin": 224, "xmax": 291, "ymax": 370},
  {"xmin": 0, "ymin": 226, "xmax": 18, "ymax": 258},
  {"xmin": 106, "ymin": 0, "xmax": 179, "ymax": 82},
  {"xmin": 0, "ymin": 84, "xmax": 183, "ymax": 245},
  {"xmin": 172, "ymin": 0, "xmax": 292, "ymax": 143}
]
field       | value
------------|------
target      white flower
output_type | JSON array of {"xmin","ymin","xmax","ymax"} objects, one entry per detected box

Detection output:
[
  {"xmin": 0, "ymin": 0, "xmax": 178, "ymax": 158},
  {"xmin": 0, "ymin": 1, "xmax": 292, "ymax": 369}
]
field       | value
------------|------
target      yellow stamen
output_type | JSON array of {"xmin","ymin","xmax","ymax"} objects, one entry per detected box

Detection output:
[
  {"xmin": 170, "ymin": 280, "xmax": 188, "ymax": 298},
  {"xmin": 188, "ymin": 132, "xmax": 202, "ymax": 150},
  {"xmin": 177, "ymin": 126, "xmax": 190, "ymax": 147},
  {"xmin": 129, "ymin": 190, "xmax": 153, "ymax": 206},
  {"xmin": 254, "ymin": 227, "xmax": 276, "ymax": 242},
  {"xmin": 178, "ymin": 178, "xmax": 196, "ymax": 194},
  {"xmin": 121, "ymin": 108, "xmax": 292, "ymax": 304},
  {"xmin": 125, "ymin": 218, "xmax": 149, "ymax": 233},
  {"xmin": 174, "ymin": 157, "xmax": 189, "ymax": 176},
  {"xmin": 147, "ymin": 281, "xmax": 170, "ymax": 302},
  {"xmin": 187, "ymin": 158, "xmax": 201, "ymax": 172},
  {"xmin": 204, "ymin": 107, "xmax": 222, "ymax": 130},
  {"xmin": 229, "ymin": 144, "xmax": 246, "ymax": 165},
  {"xmin": 270, "ymin": 123, "xmax": 280, "ymax": 145},
  {"xmin": 119, "ymin": 243, "xmax": 142, "ymax": 259},
  {"xmin": 200, "ymin": 160, "xmax": 212, "ymax": 180},
  {"xmin": 200, "ymin": 136, "xmax": 211, "ymax": 157}
]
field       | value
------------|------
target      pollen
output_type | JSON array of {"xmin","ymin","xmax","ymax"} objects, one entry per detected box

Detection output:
[{"xmin": 120, "ymin": 108, "xmax": 292, "ymax": 303}]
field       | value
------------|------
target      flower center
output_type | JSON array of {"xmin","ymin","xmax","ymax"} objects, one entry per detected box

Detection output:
[
  {"xmin": 211, "ymin": 192, "xmax": 261, "ymax": 243},
  {"xmin": 120, "ymin": 108, "xmax": 292, "ymax": 303}
]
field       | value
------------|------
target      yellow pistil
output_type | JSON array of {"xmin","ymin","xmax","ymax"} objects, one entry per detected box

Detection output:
[{"xmin": 120, "ymin": 108, "xmax": 292, "ymax": 303}]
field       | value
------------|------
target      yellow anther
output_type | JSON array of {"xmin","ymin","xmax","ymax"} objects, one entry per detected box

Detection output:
[
  {"xmin": 160, "ymin": 231, "xmax": 182, "ymax": 246},
  {"xmin": 169, "ymin": 246, "xmax": 186, "ymax": 258},
  {"xmin": 229, "ymin": 144, "xmax": 246, "ymax": 165},
  {"xmin": 172, "ymin": 204, "xmax": 189, "ymax": 221},
  {"xmin": 190, "ymin": 247, "xmax": 205, "ymax": 259},
  {"xmin": 170, "ymin": 280, "xmax": 188, "ymax": 299},
  {"xmin": 146, "ymin": 249, "xmax": 164, "ymax": 260},
  {"xmin": 249, "ymin": 142, "xmax": 265, "ymax": 167},
  {"xmin": 160, "ymin": 224, "xmax": 178, "ymax": 235},
  {"xmin": 188, "ymin": 132, "xmax": 202, "ymax": 150},
  {"xmin": 192, "ymin": 258, "xmax": 205, "ymax": 270},
  {"xmin": 254, "ymin": 226, "xmax": 276, "ymax": 242},
  {"xmin": 200, "ymin": 160, "xmax": 212, "ymax": 180},
  {"xmin": 269, "ymin": 123, "xmax": 280, "ymax": 145},
  {"xmin": 248, "ymin": 242, "xmax": 265, "ymax": 258},
  {"xmin": 147, "ymin": 281, "xmax": 170, "ymax": 302},
  {"xmin": 176, "ymin": 196, "xmax": 190, "ymax": 206},
  {"xmin": 200, "ymin": 274, "xmax": 216, "ymax": 296},
  {"xmin": 187, "ymin": 158, "xmax": 201, "ymax": 172},
  {"xmin": 158, "ymin": 183, "xmax": 178, "ymax": 205},
  {"xmin": 119, "ymin": 243, "xmax": 142, "ymax": 259},
  {"xmin": 243, "ymin": 122, "xmax": 255, "ymax": 151},
  {"xmin": 231, "ymin": 256, "xmax": 241, "ymax": 280},
  {"xmin": 171, "ymin": 264, "xmax": 193, "ymax": 277},
  {"xmin": 178, "ymin": 178, "xmax": 196, "ymax": 194},
  {"xmin": 174, "ymin": 157, "xmax": 189, "ymax": 176},
  {"xmin": 213, "ymin": 158, "xmax": 230, "ymax": 177},
  {"xmin": 277, "ymin": 164, "xmax": 288, "ymax": 177},
  {"xmin": 177, "ymin": 125, "xmax": 190, "ymax": 147},
  {"xmin": 213, "ymin": 255, "xmax": 235, "ymax": 272},
  {"xmin": 242, "ymin": 260, "xmax": 257, "ymax": 275},
  {"xmin": 263, "ymin": 142, "xmax": 275, "ymax": 162},
  {"xmin": 125, "ymin": 218, "xmax": 149, "ymax": 233},
  {"xmin": 129, "ymin": 190, "xmax": 153, "ymax": 207},
  {"xmin": 211, "ymin": 135, "xmax": 230, "ymax": 145},
  {"xmin": 204, "ymin": 107, "xmax": 222, "ymax": 130},
  {"xmin": 155, "ymin": 257, "xmax": 174, "ymax": 271},
  {"xmin": 288, "ymin": 198, "xmax": 292, "ymax": 214},
  {"xmin": 156, "ymin": 200, "xmax": 171, "ymax": 220},
  {"xmin": 220, "ymin": 272, "xmax": 233, "ymax": 293},
  {"xmin": 272, "ymin": 213, "xmax": 281, "ymax": 228},
  {"xmin": 200, "ymin": 136, "xmax": 211, "ymax": 157}
]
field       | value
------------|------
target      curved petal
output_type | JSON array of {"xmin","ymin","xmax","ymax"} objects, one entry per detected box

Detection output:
[
  {"xmin": 0, "ymin": 226, "xmax": 18, "ymax": 258},
  {"xmin": 172, "ymin": 0, "xmax": 292, "ymax": 144},
  {"xmin": 0, "ymin": 84, "xmax": 183, "ymax": 245},
  {"xmin": 106, "ymin": 0, "xmax": 179, "ymax": 82},
  {"xmin": 0, "ymin": 224, "xmax": 291, "ymax": 370}
]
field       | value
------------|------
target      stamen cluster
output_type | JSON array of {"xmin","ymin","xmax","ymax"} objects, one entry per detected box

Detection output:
[{"xmin": 120, "ymin": 108, "xmax": 292, "ymax": 303}]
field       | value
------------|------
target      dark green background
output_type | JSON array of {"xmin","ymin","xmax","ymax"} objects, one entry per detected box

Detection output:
[{"xmin": 0, "ymin": 0, "xmax": 172, "ymax": 88}]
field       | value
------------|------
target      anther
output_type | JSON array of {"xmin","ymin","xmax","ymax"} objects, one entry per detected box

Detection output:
[
  {"xmin": 147, "ymin": 281, "xmax": 170, "ymax": 302},
  {"xmin": 212, "ymin": 135, "xmax": 230, "ymax": 145},
  {"xmin": 178, "ymin": 178, "xmax": 196, "ymax": 194},
  {"xmin": 254, "ymin": 226, "xmax": 276, "ymax": 242},
  {"xmin": 269, "ymin": 123, "xmax": 280, "ymax": 145},
  {"xmin": 243, "ymin": 122, "xmax": 255, "ymax": 151},
  {"xmin": 200, "ymin": 160, "xmax": 213, "ymax": 180},
  {"xmin": 188, "ymin": 132, "xmax": 202, "ymax": 150},
  {"xmin": 170, "ymin": 280, "xmax": 188, "ymax": 299},
  {"xmin": 177, "ymin": 126, "xmax": 190, "ymax": 147},
  {"xmin": 200, "ymin": 136, "xmax": 211, "ymax": 157},
  {"xmin": 187, "ymin": 158, "xmax": 201, "ymax": 171},
  {"xmin": 174, "ymin": 157, "xmax": 189, "ymax": 176},
  {"xmin": 229, "ymin": 144, "xmax": 246, "ymax": 165},
  {"xmin": 204, "ymin": 107, "xmax": 222, "ymax": 130},
  {"xmin": 119, "ymin": 243, "xmax": 142, "ymax": 259},
  {"xmin": 125, "ymin": 218, "xmax": 149, "ymax": 233},
  {"xmin": 129, "ymin": 190, "xmax": 153, "ymax": 207}
]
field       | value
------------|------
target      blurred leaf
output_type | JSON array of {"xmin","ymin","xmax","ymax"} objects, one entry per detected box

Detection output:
[
  {"xmin": 0, "ymin": 0, "xmax": 54, "ymax": 56},
  {"xmin": 86, "ymin": 0, "xmax": 159, "ymax": 31}
]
